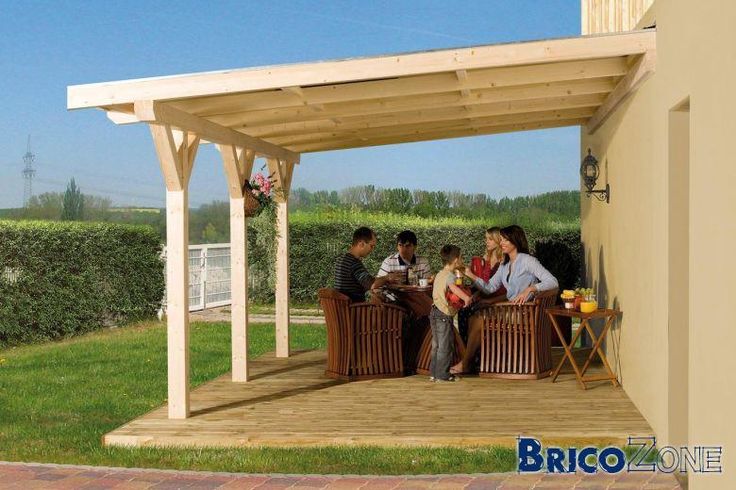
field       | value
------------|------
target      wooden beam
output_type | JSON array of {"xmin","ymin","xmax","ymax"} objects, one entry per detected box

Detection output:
[
  {"xmin": 219, "ymin": 144, "xmax": 256, "ymax": 383},
  {"xmin": 266, "ymin": 157, "xmax": 294, "ymax": 359},
  {"xmin": 150, "ymin": 124, "xmax": 184, "ymax": 191},
  {"xmin": 210, "ymin": 77, "xmax": 616, "ymax": 129},
  {"xmin": 587, "ymin": 51, "xmax": 655, "ymax": 133},
  {"xmin": 135, "ymin": 100, "xmax": 299, "ymax": 163},
  {"xmin": 267, "ymin": 158, "xmax": 295, "ymax": 202},
  {"xmin": 292, "ymin": 118, "xmax": 587, "ymax": 153},
  {"xmin": 164, "ymin": 188, "xmax": 190, "ymax": 419},
  {"xmin": 274, "ymin": 198, "xmax": 290, "ymax": 358},
  {"xmin": 229, "ymin": 194, "xmax": 249, "ymax": 381},
  {"xmin": 282, "ymin": 86, "xmax": 305, "ymax": 100},
  {"xmin": 177, "ymin": 57, "xmax": 627, "ymax": 118},
  {"xmin": 219, "ymin": 145, "xmax": 255, "ymax": 199},
  {"xmin": 275, "ymin": 107, "xmax": 597, "ymax": 148},
  {"xmin": 69, "ymin": 30, "xmax": 654, "ymax": 109},
  {"xmin": 106, "ymin": 110, "xmax": 138, "ymax": 124},
  {"xmin": 249, "ymin": 93, "xmax": 607, "ymax": 139},
  {"xmin": 149, "ymin": 124, "xmax": 199, "ymax": 419}
]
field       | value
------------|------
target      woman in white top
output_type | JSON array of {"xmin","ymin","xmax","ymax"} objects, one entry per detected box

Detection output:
[{"xmin": 451, "ymin": 225, "xmax": 558, "ymax": 374}]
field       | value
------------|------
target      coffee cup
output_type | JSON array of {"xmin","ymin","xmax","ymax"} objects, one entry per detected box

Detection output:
[{"xmin": 419, "ymin": 278, "xmax": 429, "ymax": 287}]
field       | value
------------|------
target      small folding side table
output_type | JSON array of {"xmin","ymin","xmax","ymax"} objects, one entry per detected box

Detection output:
[{"xmin": 546, "ymin": 307, "xmax": 621, "ymax": 390}]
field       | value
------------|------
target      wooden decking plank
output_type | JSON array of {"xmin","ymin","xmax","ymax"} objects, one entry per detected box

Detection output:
[{"xmin": 104, "ymin": 349, "xmax": 652, "ymax": 448}]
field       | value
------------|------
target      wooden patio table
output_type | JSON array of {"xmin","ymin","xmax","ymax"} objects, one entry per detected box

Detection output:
[
  {"xmin": 386, "ymin": 284, "xmax": 433, "ymax": 317},
  {"xmin": 546, "ymin": 307, "xmax": 621, "ymax": 390},
  {"xmin": 385, "ymin": 284, "xmax": 465, "ymax": 375}
]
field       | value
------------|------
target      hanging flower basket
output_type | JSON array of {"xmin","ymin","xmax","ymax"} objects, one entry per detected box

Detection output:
[
  {"xmin": 243, "ymin": 182, "xmax": 261, "ymax": 217},
  {"xmin": 242, "ymin": 172, "xmax": 276, "ymax": 217}
]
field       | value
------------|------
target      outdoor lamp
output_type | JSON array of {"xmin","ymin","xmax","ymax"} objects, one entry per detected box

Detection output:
[{"xmin": 580, "ymin": 149, "xmax": 610, "ymax": 203}]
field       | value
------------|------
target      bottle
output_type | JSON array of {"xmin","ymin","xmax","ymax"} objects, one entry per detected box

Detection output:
[
  {"xmin": 454, "ymin": 269, "xmax": 463, "ymax": 286},
  {"xmin": 407, "ymin": 266, "xmax": 417, "ymax": 286},
  {"xmin": 399, "ymin": 265, "xmax": 408, "ymax": 285}
]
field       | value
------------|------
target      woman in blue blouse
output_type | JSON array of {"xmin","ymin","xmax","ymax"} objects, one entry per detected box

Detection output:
[{"xmin": 450, "ymin": 225, "xmax": 558, "ymax": 374}]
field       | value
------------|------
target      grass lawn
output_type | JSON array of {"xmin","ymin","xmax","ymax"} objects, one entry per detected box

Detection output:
[{"xmin": 0, "ymin": 321, "xmax": 515, "ymax": 474}]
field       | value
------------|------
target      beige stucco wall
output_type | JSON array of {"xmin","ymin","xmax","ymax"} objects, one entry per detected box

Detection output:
[{"xmin": 581, "ymin": 1, "xmax": 736, "ymax": 487}]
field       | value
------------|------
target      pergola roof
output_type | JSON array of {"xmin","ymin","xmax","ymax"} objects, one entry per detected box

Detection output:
[{"xmin": 68, "ymin": 30, "xmax": 655, "ymax": 158}]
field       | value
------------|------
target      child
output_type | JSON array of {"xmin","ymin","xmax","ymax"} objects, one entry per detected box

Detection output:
[{"xmin": 429, "ymin": 245, "xmax": 473, "ymax": 382}]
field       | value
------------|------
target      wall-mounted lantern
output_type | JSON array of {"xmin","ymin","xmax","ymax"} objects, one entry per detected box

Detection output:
[{"xmin": 580, "ymin": 149, "xmax": 610, "ymax": 203}]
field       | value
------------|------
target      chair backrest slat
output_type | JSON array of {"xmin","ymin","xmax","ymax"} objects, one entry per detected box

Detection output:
[{"xmin": 477, "ymin": 288, "xmax": 558, "ymax": 379}]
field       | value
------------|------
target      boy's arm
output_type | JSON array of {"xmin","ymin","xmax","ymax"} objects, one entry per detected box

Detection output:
[{"xmin": 448, "ymin": 283, "xmax": 473, "ymax": 306}]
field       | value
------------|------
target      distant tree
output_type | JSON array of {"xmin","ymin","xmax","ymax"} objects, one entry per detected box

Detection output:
[
  {"xmin": 25, "ymin": 192, "xmax": 63, "ymax": 220},
  {"xmin": 82, "ymin": 194, "xmax": 112, "ymax": 221},
  {"xmin": 201, "ymin": 223, "xmax": 220, "ymax": 243},
  {"xmin": 381, "ymin": 188, "xmax": 413, "ymax": 214},
  {"xmin": 61, "ymin": 178, "xmax": 85, "ymax": 221}
]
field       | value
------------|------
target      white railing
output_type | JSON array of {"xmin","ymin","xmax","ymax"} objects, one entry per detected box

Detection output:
[
  {"xmin": 187, "ymin": 243, "xmax": 232, "ymax": 312},
  {"xmin": 164, "ymin": 243, "xmax": 268, "ymax": 312}
]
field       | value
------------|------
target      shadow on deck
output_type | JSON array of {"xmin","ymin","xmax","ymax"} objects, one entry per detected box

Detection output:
[{"xmin": 104, "ymin": 349, "xmax": 652, "ymax": 448}]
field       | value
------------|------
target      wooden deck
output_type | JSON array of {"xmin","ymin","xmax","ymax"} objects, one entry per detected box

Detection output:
[{"xmin": 105, "ymin": 349, "xmax": 653, "ymax": 448}]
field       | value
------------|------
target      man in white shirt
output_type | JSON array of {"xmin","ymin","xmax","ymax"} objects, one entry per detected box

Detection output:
[{"xmin": 377, "ymin": 230, "xmax": 432, "ymax": 281}]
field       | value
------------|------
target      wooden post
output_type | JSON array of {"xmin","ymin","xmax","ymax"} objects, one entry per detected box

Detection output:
[
  {"xmin": 220, "ymin": 145, "xmax": 255, "ymax": 381},
  {"xmin": 275, "ymin": 199, "xmax": 290, "ymax": 357},
  {"xmin": 165, "ymin": 188, "xmax": 190, "ymax": 417},
  {"xmin": 267, "ymin": 158, "xmax": 296, "ymax": 358},
  {"xmin": 149, "ymin": 124, "xmax": 199, "ymax": 419}
]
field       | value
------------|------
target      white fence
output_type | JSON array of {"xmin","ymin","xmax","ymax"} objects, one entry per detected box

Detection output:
[
  {"xmin": 167, "ymin": 243, "xmax": 268, "ymax": 312},
  {"xmin": 187, "ymin": 243, "xmax": 232, "ymax": 311}
]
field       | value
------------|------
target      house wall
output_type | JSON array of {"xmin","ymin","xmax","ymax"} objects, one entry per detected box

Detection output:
[
  {"xmin": 581, "ymin": 1, "xmax": 736, "ymax": 487},
  {"xmin": 581, "ymin": 0, "xmax": 654, "ymax": 34}
]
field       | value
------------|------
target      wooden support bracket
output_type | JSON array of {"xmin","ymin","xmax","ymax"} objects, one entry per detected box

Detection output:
[
  {"xmin": 266, "ymin": 157, "xmax": 296, "ymax": 203},
  {"xmin": 587, "ymin": 51, "xmax": 656, "ymax": 134},
  {"xmin": 136, "ymin": 100, "xmax": 299, "ymax": 163}
]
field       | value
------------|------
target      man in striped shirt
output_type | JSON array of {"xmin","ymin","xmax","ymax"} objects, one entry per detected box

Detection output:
[
  {"xmin": 334, "ymin": 227, "xmax": 394, "ymax": 303},
  {"xmin": 376, "ymin": 230, "xmax": 432, "ymax": 281}
]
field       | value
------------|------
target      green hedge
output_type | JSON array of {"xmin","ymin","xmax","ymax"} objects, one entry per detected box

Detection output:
[
  {"xmin": 0, "ymin": 220, "xmax": 164, "ymax": 346},
  {"xmin": 248, "ymin": 212, "xmax": 581, "ymax": 302}
]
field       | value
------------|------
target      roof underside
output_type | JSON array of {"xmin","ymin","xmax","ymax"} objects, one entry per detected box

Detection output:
[{"xmin": 68, "ymin": 30, "xmax": 655, "ymax": 157}]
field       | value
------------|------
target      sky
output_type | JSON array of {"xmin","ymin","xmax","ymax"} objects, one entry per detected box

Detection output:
[{"xmin": 0, "ymin": 0, "xmax": 581, "ymax": 208}]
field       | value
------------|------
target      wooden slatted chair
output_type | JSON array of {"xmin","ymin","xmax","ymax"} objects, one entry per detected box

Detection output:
[
  {"xmin": 477, "ymin": 288, "xmax": 558, "ymax": 379},
  {"xmin": 318, "ymin": 288, "xmax": 406, "ymax": 381}
]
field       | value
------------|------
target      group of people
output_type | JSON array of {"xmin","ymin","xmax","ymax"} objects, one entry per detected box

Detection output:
[{"xmin": 333, "ymin": 225, "xmax": 558, "ymax": 383}]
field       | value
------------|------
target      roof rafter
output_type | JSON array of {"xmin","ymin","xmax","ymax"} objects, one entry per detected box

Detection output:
[
  {"xmin": 245, "ymin": 93, "xmax": 608, "ymax": 139},
  {"xmin": 291, "ymin": 118, "xmax": 588, "ymax": 153},
  {"xmin": 212, "ymin": 77, "xmax": 617, "ymax": 129},
  {"xmin": 276, "ymin": 107, "xmax": 597, "ymax": 148}
]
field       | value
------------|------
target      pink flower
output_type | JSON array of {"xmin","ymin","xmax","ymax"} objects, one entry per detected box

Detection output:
[{"xmin": 261, "ymin": 179, "xmax": 272, "ymax": 196}]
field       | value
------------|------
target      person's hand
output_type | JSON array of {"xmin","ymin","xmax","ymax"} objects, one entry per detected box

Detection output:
[
  {"xmin": 464, "ymin": 268, "xmax": 477, "ymax": 281},
  {"xmin": 510, "ymin": 286, "xmax": 536, "ymax": 305},
  {"xmin": 463, "ymin": 295, "xmax": 473, "ymax": 307}
]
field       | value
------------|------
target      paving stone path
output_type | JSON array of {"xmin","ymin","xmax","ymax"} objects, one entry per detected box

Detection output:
[
  {"xmin": 190, "ymin": 307, "xmax": 324, "ymax": 324},
  {"xmin": 0, "ymin": 462, "xmax": 683, "ymax": 489}
]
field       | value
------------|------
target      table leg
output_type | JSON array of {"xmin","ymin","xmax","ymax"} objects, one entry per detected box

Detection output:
[
  {"xmin": 548, "ymin": 313, "xmax": 586, "ymax": 389},
  {"xmin": 580, "ymin": 316, "xmax": 619, "ymax": 387}
]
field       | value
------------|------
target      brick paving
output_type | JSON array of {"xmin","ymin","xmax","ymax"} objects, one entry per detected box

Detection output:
[{"xmin": 0, "ymin": 462, "xmax": 682, "ymax": 489}]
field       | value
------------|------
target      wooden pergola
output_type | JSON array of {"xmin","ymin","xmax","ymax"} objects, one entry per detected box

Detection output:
[{"xmin": 67, "ymin": 30, "xmax": 655, "ymax": 420}]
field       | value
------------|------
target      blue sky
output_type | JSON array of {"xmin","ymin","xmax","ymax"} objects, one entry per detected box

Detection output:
[{"xmin": 0, "ymin": 0, "xmax": 581, "ymax": 208}]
